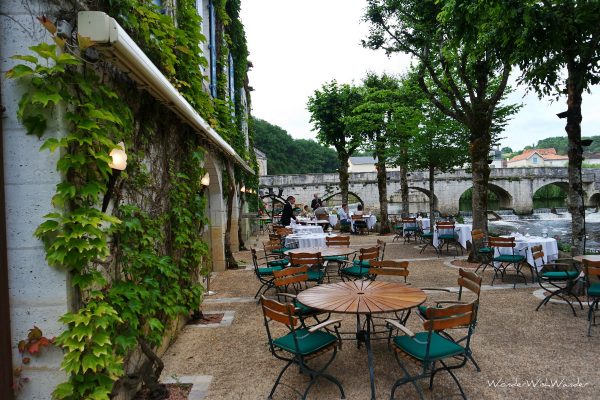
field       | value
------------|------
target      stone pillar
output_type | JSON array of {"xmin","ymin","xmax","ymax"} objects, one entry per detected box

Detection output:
[
  {"xmin": 226, "ymin": 163, "xmax": 239, "ymax": 250},
  {"xmin": 204, "ymin": 155, "xmax": 226, "ymax": 272},
  {"xmin": 2, "ymin": 1, "xmax": 69, "ymax": 397}
]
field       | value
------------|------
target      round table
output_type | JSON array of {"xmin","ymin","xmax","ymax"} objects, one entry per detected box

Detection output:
[
  {"xmin": 573, "ymin": 255, "xmax": 600, "ymax": 263},
  {"xmin": 284, "ymin": 246, "xmax": 356, "ymax": 257},
  {"xmin": 297, "ymin": 281, "xmax": 426, "ymax": 400}
]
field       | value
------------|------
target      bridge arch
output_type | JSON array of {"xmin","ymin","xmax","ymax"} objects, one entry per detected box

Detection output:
[
  {"xmin": 589, "ymin": 192, "xmax": 600, "ymax": 208},
  {"xmin": 459, "ymin": 184, "xmax": 513, "ymax": 211},
  {"xmin": 322, "ymin": 191, "xmax": 364, "ymax": 207},
  {"xmin": 532, "ymin": 181, "xmax": 568, "ymax": 209}
]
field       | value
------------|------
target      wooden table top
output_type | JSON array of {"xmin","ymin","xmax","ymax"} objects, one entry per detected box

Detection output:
[
  {"xmin": 297, "ymin": 281, "xmax": 426, "ymax": 315},
  {"xmin": 284, "ymin": 247, "xmax": 356, "ymax": 257},
  {"xmin": 573, "ymin": 255, "xmax": 600, "ymax": 263}
]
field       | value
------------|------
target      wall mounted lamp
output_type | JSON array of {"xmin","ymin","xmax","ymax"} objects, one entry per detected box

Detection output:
[
  {"xmin": 102, "ymin": 142, "xmax": 127, "ymax": 212},
  {"xmin": 200, "ymin": 173, "xmax": 210, "ymax": 187}
]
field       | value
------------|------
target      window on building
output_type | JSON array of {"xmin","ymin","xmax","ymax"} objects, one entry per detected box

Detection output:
[
  {"xmin": 208, "ymin": 0, "xmax": 217, "ymax": 97},
  {"xmin": 228, "ymin": 53, "xmax": 235, "ymax": 103},
  {"xmin": 532, "ymin": 156, "xmax": 538, "ymax": 164}
]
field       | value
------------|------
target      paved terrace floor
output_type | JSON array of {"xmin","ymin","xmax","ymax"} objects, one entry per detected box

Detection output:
[{"xmin": 160, "ymin": 232, "xmax": 599, "ymax": 399}]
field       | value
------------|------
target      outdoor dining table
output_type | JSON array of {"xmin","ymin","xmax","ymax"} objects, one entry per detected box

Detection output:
[
  {"xmin": 297, "ymin": 281, "xmax": 426, "ymax": 400},
  {"xmin": 284, "ymin": 246, "xmax": 356, "ymax": 258},
  {"xmin": 288, "ymin": 224, "xmax": 323, "ymax": 234},
  {"xmin": 498, "ymin": 235, "xmax": 559, "ymax": 268},
  {"xmin": 283, "ymin": 233, "xmax": 339, "ymax": 249},
  {"xmin": 433, "ymin": 223, "xmax": 473, "ymax": 249},
  {"xmin": 350, "ymin": 214, "xmax": 377, "ymax": 232}
]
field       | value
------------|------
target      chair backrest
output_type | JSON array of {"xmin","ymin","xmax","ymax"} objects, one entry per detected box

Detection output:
[
  {"xmin": 369, "ymin": 260, "xmax": 409, "ymax": 282},
  {"xmin": 260, "ymin": 296, "xmax": 298, "ymax": 328},
  {"xmin": 401, "ymin": 217, "xmax": 417, "ymax": 228},
  {"xmin": 457, "ymin": 268, "xmax": 482, "ymax": 300},
  {"xmin": 423, "ymin": 302, "xmax": 477, "ymax": 332},
  {"xmin": 377, "ymin": 239, "xmax": 386, "ymax": 260},
  {"xmin": 583, "ymin": 260, "xmax": 600, "ymax": 286},
  {"xmin": 326, "ymin": 235, "xmax": 350, "ymax": 247},
  {"xmin": 289, "ymin": 252, "xmax": 322, "ymax": 269},
  {"xmin": 471, "ymin": 229, "xmax": 485, "ymax": 241},
  {"xmin": 352, "ymin": 214, "xmax": 365, "ymax": 221},
  {"xmin": 358, "ymin": 246, "xmax": 380, "ymax": 262},
  {"xmin": 489, "ymin": 237, "xmax": 517, "ymax": 255},
  {"xmin": 436, "ymin": 222, "xmax": 455, "ymax": 236},
  {"xmin": 272, "ymin": 265, "xmax": 309, "ymax": 290},
  {"xmin": 275, "ymin": 227, "xmax": 293, "ymax": 236},
  {"xmin": 264, "ymin": 240, "xmax": 283, "ymax": 255}
]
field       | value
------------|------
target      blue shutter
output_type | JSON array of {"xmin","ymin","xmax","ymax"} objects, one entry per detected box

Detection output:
[
  {"xmin": 208, "ymin": 0, "xmax": 217, "ymax": 98},
  {"xmin": 228, "ymin": 53, "xmax": 235, "ymax": 103}
]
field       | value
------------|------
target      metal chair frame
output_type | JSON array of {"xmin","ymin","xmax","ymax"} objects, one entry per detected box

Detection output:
[
  {"xmin": 583, "ymin": 260, "xmax": 600, "ymax": 336},
  {"xmin": 435, "ymin": 222, "xmax": 463, "ymax": 257},
  {"xmin": 489, "ymin": 237, "xmax": 527, "ymax": 288},
  {"xmin": 339, "ymin": 246, "xmax": 380, "ymax": 281},
  {"xmin": 251, "ymin": 248, "xmax": 287, "ymax": 299},
  {"xmin": 531, "ymin": 246, "xmax": 583, "ymax": 316},
  {"xmin": 471, "ymin": 229, "xmax": 494, "ymax": 274},
  {"xmin": 260, "ymin": 296, "xmax": 345, "ymax": 400},
  {"xmin": 387, "ymin": 302, "xmax": 478, "ymax": 400}
]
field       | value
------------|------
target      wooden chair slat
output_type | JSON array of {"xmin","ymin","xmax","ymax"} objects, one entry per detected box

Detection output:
[{"xmin": 424, "ymin": 312, "xmax": 473, "ymax": 331}]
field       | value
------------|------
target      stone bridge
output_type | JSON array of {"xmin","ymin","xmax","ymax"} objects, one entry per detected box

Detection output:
[{"xmin": 259, "ymin": 168, "xmax": 600, "ymax": 215}]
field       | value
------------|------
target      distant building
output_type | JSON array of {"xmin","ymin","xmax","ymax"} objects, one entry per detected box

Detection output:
[
  {"xmin": 507, "ymin": 148, "xmax": 568, "ymax": 167},
  {"xmin": 489, "ymin": 148, "xmax": 505, "ymax": 168},
  {"xmin": 583, "ymin": 152, "xmax": 600, "ymax": 165},
  {"xmin": 255, "ymin": 148, "xmax": 268, "ymax": 176},
  {"xmin": 347, "ymin": 156, "xmax": 399, "ymax": 173}
]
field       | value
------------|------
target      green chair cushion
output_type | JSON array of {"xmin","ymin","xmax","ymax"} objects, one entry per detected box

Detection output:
[
  {"xmin": 341, "ymin": 265, "xmax": 370, "ymax": 277},
  {"xmin": 541, "ymin": 270, "xmax": 579, "ymax": 280},
  {"xmin": 323, "ymin": 255, "xmax": 347, "ymax": 262},
  {"xmin": 422, "ymin": 232, "xmax": 434, "ymax": 238},
  {"xmin": 307, "ymin": 270, "xmax": 325, "ymax": 282},
  {"xmin": 439, "ymin": 234, "xmax": 457, "ymax": 240},
  {"xmin": 493, "ymin": 255, "xmax": 525, "ymax": 263},
  {"xmin": 588, "ymin": 283, "xmax": 600, "ymax": 297},
  {"xmin": 394, "ymin": 332, "xmax": 464, "ymax": 361},
  {"xmin": 478, "ymin": 247, "xmax": 493, "ymax": 253},
  {"xmin": 257, "ymin": 266, "xmax": 282, "ymax": 276},
  {"xmin": 272, "ymin": 247, "xmax": 290, "ymax": 254},
  {"xmin": 273, "ymin": 329, "xmax": 337, "ymax": 355},
  {"xmin": 294, "ymin": 300, "xmax": 316, "ymax": 316},
  {"xmin": 418, "ymin": 305, "xmax": 428, "ymax": 316},
  {"xmin": 404, "ymin": 227, "xmax": 418, "ymax": 232},
  {"xmin": 394, "ymin": 225, "xmax": 403, "ymax": 230},
  {"xmin": 267, "ymin": 259, "xmax": 288, "ymax": 267},
  {"xmin": 353, "ymin": 260, "xmax": 371, "ymax": 267}
]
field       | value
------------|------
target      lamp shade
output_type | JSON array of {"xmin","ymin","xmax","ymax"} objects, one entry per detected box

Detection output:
[
  {"xmin": 109, "ymin": 141, "xmax": 127, "ymax": 170},
  {"xmin": 240, "ymin": 185, "xmax": 246, "ymax": 193},
  {"xmin": 200, "ymin": 173, "xmax": 210, "ymax": 186}
]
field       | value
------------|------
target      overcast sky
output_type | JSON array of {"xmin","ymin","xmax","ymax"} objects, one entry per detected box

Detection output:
[{"xmin": 240, "ymin": 0, "xmax": 600, "ymax": 151}]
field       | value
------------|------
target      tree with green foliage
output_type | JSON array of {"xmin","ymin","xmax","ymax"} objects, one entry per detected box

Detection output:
[
  {"xmin": 347, "ymin": 73, "xmax": 405, "ymax": 232},
  {"xmin": 307, "ymin": 81, "xmax": 363, "ymax": 204},
  {"xmin": 363, "ymin": 0, "xmax": 519, "ymax": 235},
  {"xmin": 466, "ymin": 0, "xmax": 600, "ymax": 255},
  {"xmin": 534, "ymin": 136, "xmax": 600, "ymax": 156},
  {"xmin": 253, "ymin": 118, "xmax": 338, "ymax": 174},
  {"xmin": 501, "ymin": 146, "xmax": 513, "ymax": 154}
]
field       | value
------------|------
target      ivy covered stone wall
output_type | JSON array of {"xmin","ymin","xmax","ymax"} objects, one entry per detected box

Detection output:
[{"xmin": 2, "ymin": 0, "xmax": 255, "ymax": 398}]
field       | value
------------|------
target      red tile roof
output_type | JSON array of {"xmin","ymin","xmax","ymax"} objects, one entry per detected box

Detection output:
[{"xmin": 508, "ymin": 148, "xmax": 567, "ymax": 163}]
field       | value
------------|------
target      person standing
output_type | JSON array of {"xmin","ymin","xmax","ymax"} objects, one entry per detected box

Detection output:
[
  {"xmin": 338, "ymin": 203, "xmax": 351, "ymax": 232},
  {"xmin": 311, "ymin": 193, "xmax": 322, "ymax": 211},
  {"xmin": 280, "ymin": 196, "xmax": 297, "ymax": 226}
]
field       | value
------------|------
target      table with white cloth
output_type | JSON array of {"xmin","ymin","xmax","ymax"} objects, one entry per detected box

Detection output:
[
  {"xmin": 289, "ymin": 225, "xmax": 323, "ymax": 234},
  {"xmin": 328, "ymin": 214, "xmax": 339, "ymax": 228},
  {"xmin": 284, "ymin": 233, "xmax": 338, "ymax": 249},
  {"xmin": 350, "ymin": 214, "xmax": 377, "ymax": 232},
  {"xmin": 497, "ymin": 236, "xmax": 559, "ymax": 268},
  {"xmin": 418, "ymin": 218, "xmax": 430, "ymax": 231},
  {"xmin": 433, "ymin": 223, "xmax": 473, "ymax": 249}
]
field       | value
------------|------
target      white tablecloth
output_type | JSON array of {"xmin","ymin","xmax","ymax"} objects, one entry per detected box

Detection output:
[
  {"xmin": 290, "ymin": 225, "xmax": 323, "ymax": 234},
  {"xmin": 285, "ymin": 233, "xmax": 338, "ymax": 249},
  {"xmin": 418, "ymin": 218, "xmax": 431, "ymax": 231},
  {"xmin": 497, "ymin": 236, "xmax": 559, "ymax": 268},
  {"xmin": 350, "ymin": 214, "xmax": 377, "ymax": 231},
  {"xmin": 433, "ymin": 224, "xmax": 473, "ymax": 249}
]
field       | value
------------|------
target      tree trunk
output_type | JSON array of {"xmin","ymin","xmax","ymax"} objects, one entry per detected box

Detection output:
[
  {"xmin": 428, "ymin": 165, "xmax": 435, "ymax": 233},
  {"xmin": 470, "ymin": 131, "xmax": 491, "ymax": 234},
  {"xmin": 375, "ymin": 140, "xmax": 389, "ymax": 233},
  {"xmin": 400, "ymin": 147, "xmax": 409, "ymax": 218},
  {"xmin": 224, "ymin": 162, "xmax": 238, "ymax": 268},
  {"xmin": 565, "ymin": 68, "xmax": 585, "ymax": 256},
  {"xmin": 237, "ymin": 189, "xmax": 246, "ymax": 251},
  {"xmin": 338, "ymin": 151, "xmax": 350, "ymax": 204}
]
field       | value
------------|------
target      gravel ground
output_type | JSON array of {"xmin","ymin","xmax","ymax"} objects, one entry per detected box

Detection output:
[{"xmin": 160, "ymin": 232, "xmax": 599, "ymax": 399}]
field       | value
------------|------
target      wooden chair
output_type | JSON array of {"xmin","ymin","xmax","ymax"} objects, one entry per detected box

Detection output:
[
  {"xmin": 323, "ymin": 235, "xmax": 351, "ymax": 278},
  {"xmin": 387, "ymin": 302, "xmax": 478, "ymax": 400},
  {"xmin": 259, "ymin": 296, "xmax": 345, "ymax": 400},
  {"xmin": 418, "ymin": 268, "xmax": 482, "ymax": 372},
  {"xmin": 339, "ymin": 246, "xmax": 380, "ymax": 280},
  {"xmin": 377, "ymin": 239, "xmax": 387, "ymax": 261},
  {"xmin": 263, "ymin": 240, "xmax": 290, "ymax": 260},
  {"xmin": 471, "ymin": 229, "xmax": 494, "ymax": 274},
  {"xmin": 419, "ymin": 220, "xmax": 437, "ymax": 255},
  {"xmin": 436, "ymin": 221, "xmax": 462, "ymax": 256},
  {"xmin": 251, "ymin": 248, "xmax": 286, "ymax": 299},
  {"xmin": 401, "ymin": 218, "xmax": 419, "ymax": 243},
  {"xmin": 352, "ymin": 214, "xmax": 368, "ymax": 235},
  {"xmin": 369, "ymin": 260, "xmax": 409, "ymax": 283},
  {"xmin": 584, "ymin": 260, "xmax": 600, "ymax": 336},
  {"xmin": 288, "ymin": 251, "xmax": 326, "ymax": 284},
  {"xmin": 489, "ymin": 236, "xmax": 527, "ymax": 288},
  {"xmin": 530, "ymin": 245, "xmax": 583, "ymax": 316}
]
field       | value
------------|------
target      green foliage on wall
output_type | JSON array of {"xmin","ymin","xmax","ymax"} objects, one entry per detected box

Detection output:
[{"xmin": 4, "ymin": 0, "xmax": 258, "ymax": 396}]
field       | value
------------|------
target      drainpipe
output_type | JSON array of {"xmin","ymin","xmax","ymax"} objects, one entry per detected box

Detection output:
[{"xmin": 1, "ymin": 95, "xmax": 15, "ymax": 398}]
